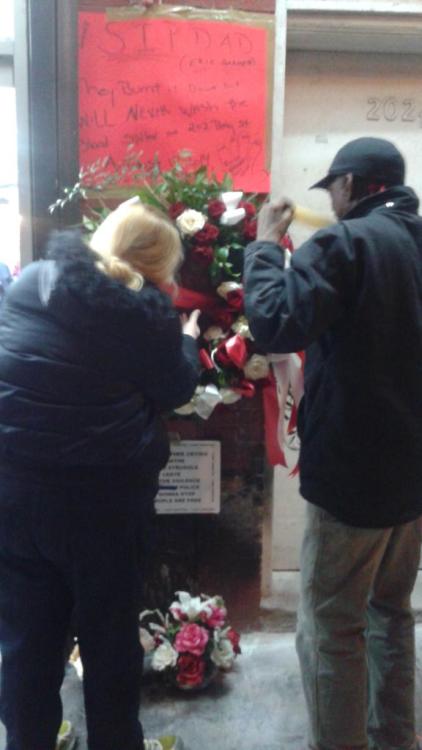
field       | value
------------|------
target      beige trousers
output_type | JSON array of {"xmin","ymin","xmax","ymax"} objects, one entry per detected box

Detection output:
[{"xmin": 296, "ymin": 502, "xmax": 422, "ymax": 750}]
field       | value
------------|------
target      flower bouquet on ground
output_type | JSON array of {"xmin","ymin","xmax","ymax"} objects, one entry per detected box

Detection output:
[{"xmin": 139, "ymin": 591, "xmax": 241, "ymax": 691}]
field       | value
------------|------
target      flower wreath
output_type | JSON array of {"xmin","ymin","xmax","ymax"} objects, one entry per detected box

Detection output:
[{"xmin": 51, "ymin": 152, "xmax": 304, "ymax": 468}]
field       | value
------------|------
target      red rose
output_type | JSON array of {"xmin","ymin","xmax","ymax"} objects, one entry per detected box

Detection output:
[
  {"xmin": 169, "ymin": 202, "xmax": 186, "ymax": 220},
  {"xmin": 191, "ymin": 245, "xmax": 214, "ymax": 266},
  {"xmin": 195, "ymin": 223, "xmax": 220, "ymax": 244},
  {"xmin": 243, "ymin": 218, "xmax": 257, "ymax": 241},
  {"xmin": 239, "ymin": 201, "xmax": 256, "ymax": 218},
  {"xmin": 176, "ymin": 653, "xmax": 205, "ymax": 688},
  {"xmin": 226, "ymin": 628, "xmax": 241, "ymax": 655},
  {"xmin": 207, "ymin": 199, "xmax": 226, "ymax": 220},
  {"xmin": 226, "ymin": 289, "xmax": 244, "ymax": 312}
]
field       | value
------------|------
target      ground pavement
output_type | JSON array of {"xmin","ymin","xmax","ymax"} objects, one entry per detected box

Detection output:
[{"xmin": 2, "ymin": 627, "xmax": 422, "ymax": 750}]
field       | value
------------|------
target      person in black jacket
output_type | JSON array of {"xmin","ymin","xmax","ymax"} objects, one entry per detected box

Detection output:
[
  {"xmin": 0, "ymin": 199, "xmax": 200, "ymax": 750},
  {"xmin": 244, "ymin": 137, "xmax": 422, "ymax": 750}
]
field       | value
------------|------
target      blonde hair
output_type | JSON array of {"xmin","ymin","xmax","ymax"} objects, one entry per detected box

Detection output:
[{"xmin": 89, "ymin": 202, "xmax": 183, "ymax": 291}]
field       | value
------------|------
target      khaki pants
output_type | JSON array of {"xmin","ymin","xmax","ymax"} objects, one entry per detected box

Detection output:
[{"xmin": 296, "ymin": 502, "xmax": 422, "ymax": 750}]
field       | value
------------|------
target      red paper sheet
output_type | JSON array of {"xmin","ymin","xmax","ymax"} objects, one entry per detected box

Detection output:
[{"xmin": 78, "ymin": 11, "xmax": 270, "ymax": 192}]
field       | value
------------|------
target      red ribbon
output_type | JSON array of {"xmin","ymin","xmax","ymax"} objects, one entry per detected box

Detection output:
[
  {"xmin": 262, "ymin": 371, "xmax": 287, "ymax": 468},
  {"xmin": 225, "ymin": 334, "xmax": 247, "ymax": 369},
  {"xmin": 173, "ymin": 286, "xmax": 224, "ymax": 315},
  {"xmin": 199, "ymin": 348, "xmax": 215, "ymax": 370}
]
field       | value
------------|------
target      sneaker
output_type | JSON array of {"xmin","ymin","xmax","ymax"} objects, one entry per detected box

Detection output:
[
  {"xmin": 56, "ymin": 720, "xmax": 77, "ymax": 750},
  {"xmin": 144, "ymin": 737, "xmax": 184, "ymax": 750}
]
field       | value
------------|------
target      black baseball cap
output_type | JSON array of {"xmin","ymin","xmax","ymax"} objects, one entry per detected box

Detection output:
[{"xmin": 310, "ymin": 137, "xmax": 406, "ymax": 190}]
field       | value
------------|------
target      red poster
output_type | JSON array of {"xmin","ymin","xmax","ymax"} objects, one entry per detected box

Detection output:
[{"xmin": 78, "ymin": 11, "xmax": 270, "ymax": 192}]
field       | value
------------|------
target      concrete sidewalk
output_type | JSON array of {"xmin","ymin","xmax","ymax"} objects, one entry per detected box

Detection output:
[{"xmin": 3, "ymin": 626, "xmax": 422, "ymax": 750}]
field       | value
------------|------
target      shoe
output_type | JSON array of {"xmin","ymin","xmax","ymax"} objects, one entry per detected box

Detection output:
[
  {"xmin": 144, "ymin": 737, "xmax": 184, "ymax": 750},
  {"xmin": 56, "ymin": 720, "xmax": 77, "ymax": 750}
]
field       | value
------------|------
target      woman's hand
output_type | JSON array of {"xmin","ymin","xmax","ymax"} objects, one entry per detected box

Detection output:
[
  {"xmin": 181, "ymin": 309, "xmax": 201, "ymax": 340},
  {"xmin": 257, "ymin": 199, "xmax": 295, "ymax": 244}
]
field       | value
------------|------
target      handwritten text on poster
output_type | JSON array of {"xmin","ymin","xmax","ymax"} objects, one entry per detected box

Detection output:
[{"xmin": 78, "ymin": 12, "xmax": 270, "ymax": 191}]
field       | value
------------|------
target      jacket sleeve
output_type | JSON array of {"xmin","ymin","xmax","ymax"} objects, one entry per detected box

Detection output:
[
  {"xmin": 243, "ymin": 226, "xmax": 357, "ymax": 353},
  {"xmin": 127, "ymin": 307, "xmax": 200, "ymax": 413}
]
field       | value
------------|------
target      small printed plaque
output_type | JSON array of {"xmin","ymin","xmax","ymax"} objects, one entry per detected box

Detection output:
[{"xmin": 155, "ymin": 440, "xmax": 221, "ymax": 515}]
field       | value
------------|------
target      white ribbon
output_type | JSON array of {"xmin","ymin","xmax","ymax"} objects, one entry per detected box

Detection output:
[
  {"xmin": 267, "ymin": 352, "xmax": 304, "ymax": 457},
  {"xmin": 194, "ymin": 384, "xmax": 223, "ymax": 419},
  {"xmin": 220, "ymin": 191, "xmax": 246, "ymax": 226}
]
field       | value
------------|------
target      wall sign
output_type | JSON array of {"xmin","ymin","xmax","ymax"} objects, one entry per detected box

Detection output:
[
  {"xmin": 78, "ymin": 7, "xmax": 272, "ymax": 191},
  {"xmin": 155, "ymin": 440, "xmax": 221, "ymax": 514}
]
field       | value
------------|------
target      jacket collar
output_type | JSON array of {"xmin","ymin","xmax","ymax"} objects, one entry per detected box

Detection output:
[{"xmin": 344, "ymin": 185, "xmax": 420, "ymax": 221}]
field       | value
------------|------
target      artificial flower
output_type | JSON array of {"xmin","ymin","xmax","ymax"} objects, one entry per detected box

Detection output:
[
  {"xmin": 226, "ymin": 288, "xmax": 244, "ymax": 312},
  {"xmin": 216, "ymin": 281, "xmax": 243, "ymax": 300},
  {"xmin": 176, "ymin": 653, "xmax": 205, "ymax": 688},
  {"xmin": 175, "ymin": 623, "xmax": 209, "ymax": 656},
  {"xmin": 194, "ymin": 223, "xmax": 220, "ymax": 244},
  {"xmin": 210, "ymin": 634, "xmax": 235, "ymax": 671},
  {"xmin": 202, "ymin": 603, "xmax": 227, "ymax": 628},
  {"xmin": 243, "ymin": 354, "xmax": 270, "ymax": 381},
  {"xmin": 139, "ymin": 627, "xmax": 156, "ymax": 653},
  {"xmin": 152, "ymin": 640, "xmax": 179, "ymax": 671},
  {"xmin": 140, "ymin": 591, "xmax": 240, "ymax": 688},
  {"xmin": 207, "ymin": 199, "xmax": 226, "ymax": 219},
  {"xmin": 170, "ymin": 591, "xmax": 208, "ymax": 621},
  {"xmin": 203, "ymin": 326, "xmax": 225, "ymax": 342},
  {"xmin": 176, "ymin": 209, "xmax": 207, "ymax": 236},
  {"xmin": 226, "ymin": 627, "xmax": 242, "ymax": 655},
  {"xmin": 243, "ymin": 218, "xmax": 257, "ymax": 241},
  {"xmin": 168, "ymin": 201, "xmax": 186, "ymax": 219},
  {"xmin": 239, "ymin": 200, "xmax": 256, "ymax": 218},
  {"xmin": 231, "ymin": 315, "xmax": 254, "ymax": 340},
  {"xmin": 191, "ymin": 244, "xmax": 214, "ymax": 265}
]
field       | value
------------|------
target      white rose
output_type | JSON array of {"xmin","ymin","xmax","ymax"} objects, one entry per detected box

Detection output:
[
  {"xmin": 151, "ymin": 639, "xmax": 178, "ymax": 671},
  {"xmin": 139, "ymin": 628, "xmax": 156, "ymax": 654},
  {"xmin": 203, "ymin": 326, "xmax": 225, "ymax": 342},
  {"xmin": 243, "ymin": 354, "xmax": 270, "ymax": 381},
  {"xmin": 231, "ymin": 315, "xmax": 254, "ymax": 340},
  {"xmin": 176, "ymin": 209, "xmax": 207, "ymax": 236},
  {"xmin": 210, "ymin": 635, "xmax": 235, "ymax": 671},
  {"xmin": 216, "ymin": 281, "xmax": 243, "ymax": 300}
]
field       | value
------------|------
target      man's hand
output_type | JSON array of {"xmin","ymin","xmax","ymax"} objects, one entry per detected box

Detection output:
[
  {"xmin": 181, "ymin": 309, "xmax": 201, "ymax": 340},
  {"xmin": 257, "ymin": 199, "xmax": 295, "ymax": 243}
]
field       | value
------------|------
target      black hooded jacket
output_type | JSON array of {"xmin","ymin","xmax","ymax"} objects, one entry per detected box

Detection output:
[
  {"xmin": 244, "ymin": 186, "xmax": 422, "ymax": 527},
  {"xmin": 0, "ymin": 231, "xmax": 199, "ymax": 475}
]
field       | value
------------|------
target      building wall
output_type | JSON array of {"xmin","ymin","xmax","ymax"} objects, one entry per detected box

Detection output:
[{"xmin": 77, "ymin": 0, "xmax": 276, "ymax": 626}]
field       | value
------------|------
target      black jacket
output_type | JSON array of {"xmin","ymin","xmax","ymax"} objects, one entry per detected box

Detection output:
[
  {"xmin": 244, "ymin": 186, "xmax": 422, "ymax": 527},
  {"xmin": 0, "ymin": 231, "xmax": 199, "ymax": 474}
]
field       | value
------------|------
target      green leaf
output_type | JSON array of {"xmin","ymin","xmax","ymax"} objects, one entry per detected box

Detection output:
[
  {"xmin": 215, "ymin": 246, "xmax": 229, "ymax": 262},
  {"xmin": 209, "ymin": 260, "xmax": 222, "ymax": 285}
]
